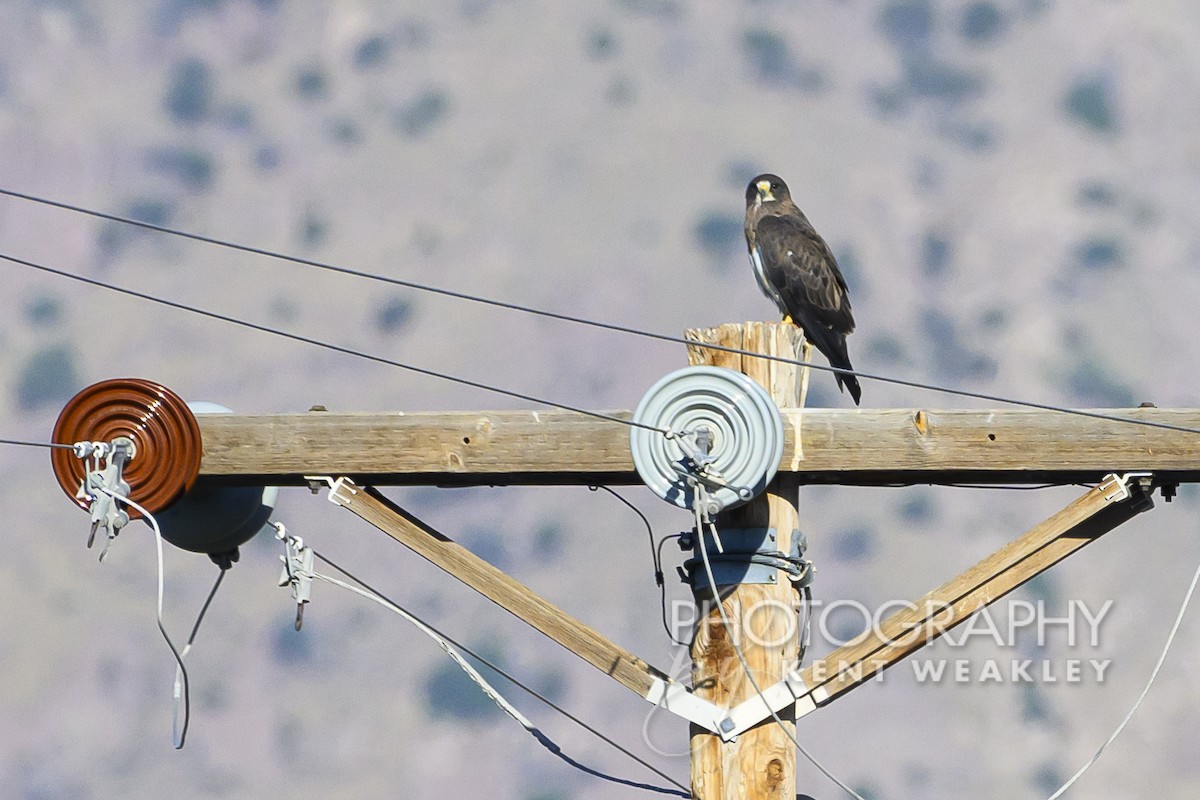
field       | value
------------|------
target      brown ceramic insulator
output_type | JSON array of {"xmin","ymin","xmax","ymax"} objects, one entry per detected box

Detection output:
[{"xmin": 50, "ymin": 379, "xmax": 203, "ymax": 518}]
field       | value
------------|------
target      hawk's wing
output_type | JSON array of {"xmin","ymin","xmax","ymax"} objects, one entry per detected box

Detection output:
[{"xmin": 753, "ymin": 213, "xmax": 855, "ymax": 335}]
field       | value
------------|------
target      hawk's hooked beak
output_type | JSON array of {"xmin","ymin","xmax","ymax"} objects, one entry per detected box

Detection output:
[{"xmin": 756, "ymin": 179, "xmax": 774, "ymax": 203}]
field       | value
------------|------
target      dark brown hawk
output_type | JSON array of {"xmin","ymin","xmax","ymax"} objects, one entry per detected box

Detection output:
[{"xmin": 744, "ymin": 173, "xmax": 862, "ymax": 405}]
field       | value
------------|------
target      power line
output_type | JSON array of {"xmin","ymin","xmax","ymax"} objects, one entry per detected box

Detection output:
[
  {"xmin": 305, "ymin": 565, "xmax": 685, "ymax": 796},
  {"xmin": 12, "ymin": 191, "xmax": 1194, "ymax": 795},
  {"xmin": 173, "ymin": 565, "xmax": 228, "ymax": 749},
  {"xmin": 1046, "ymin": 542, "xmax": 1200, "ymax": 799},
  {"xmin": 0, "ymin": 437, "xmax": 75, "ymax": 450},
  {"xmin": 310, "ymin": 549, "xmax": 690, "ymax": 795},
  {"xmin": 0, "ymin": 252, "xmax": 669, "ymax": 437},
  {"xmin": 3, "ymin": 187, "xmax": 1198, "ymax": 438}
]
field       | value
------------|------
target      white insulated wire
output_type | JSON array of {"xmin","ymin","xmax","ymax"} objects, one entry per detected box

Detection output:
[
  {"xmin": 1045, "ymin": 550, "xmax": 1200, "ymax": 799},
  {"xmin": 304, "ymin": 570, "xmax": 537, "ymax": 729},
  {"xmin": 93, "ymin": 487, "xmax": 192, "ymax": 749},
  {"xmin": 298, "ymin": 565, "xmax": 688, "ymax": 796}
]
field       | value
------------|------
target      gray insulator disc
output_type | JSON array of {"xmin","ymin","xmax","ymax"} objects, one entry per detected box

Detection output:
[{"xmin": 630, "ymin": 366, "xmax": 784, "ymax": 512}]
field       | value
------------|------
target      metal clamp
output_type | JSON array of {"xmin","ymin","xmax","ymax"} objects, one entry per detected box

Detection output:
[
  {"xmin": 682, "ymin": 526, "xmax": 812, "ymax": 590},
  {"xmin": 1099, "ymin": 472, "xmax": 1153, "ymax": 504},
  {"xmin": 304, "ymin": 475, "xmax": 358, "ymax": 507},
  {"xmin": 276, "ymin": 523, "xmax": 314, "ymax": 631},
  {"xmin": 75, "ymin": 436, "xmax": 136, "ymax": 560}
]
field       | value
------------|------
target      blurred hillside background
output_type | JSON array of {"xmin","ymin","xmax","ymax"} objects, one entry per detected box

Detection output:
[{"xmin": 3, "ymin": 0, "xmax": 1200, "ymax": 797}]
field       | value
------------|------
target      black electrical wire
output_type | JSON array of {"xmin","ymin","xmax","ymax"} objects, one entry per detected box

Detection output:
[
  {"xmin": 309, "ymin": 549, "xmax": 690, "ymax": 796},
  {"xmin": 0, "ymin": 437, "xmax": 74, "ymax": 450},
  {"xmin": 170, "ymin": 563, "xmax": 228, "ymax": 749},
  {"xmin": 589, "ymin": 486, "xmax": 689, "ymax": 648},
  {"xmin": 876, "ymin": 482, "xmax": 1074, "ymax": 490},
  {"xmin": 186, "ymin": 566, "xmax": 228, "ymax": 645},
  {"xmin": 941, "ymin": 483, "xmax": 1073, "ymax": 490},
  {"xmin": 161, "ymin": 619, "xmax": 190, "ymax": 749},
  {"xmin": 655, "ymin": 534, "xmax": 688, "ymax": 648},
  {"xmin": 3, "ymin": 186, "xmax": 1198, "ymax": 438},
  {"xmin": 0, "ymin": 252, "xmax": 669, "ymax": 437}
]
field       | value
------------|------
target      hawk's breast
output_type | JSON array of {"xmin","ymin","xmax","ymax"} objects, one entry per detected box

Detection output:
[{"xmin": 750, "ymin": 245, "xmax": 788, "ymax": 316}]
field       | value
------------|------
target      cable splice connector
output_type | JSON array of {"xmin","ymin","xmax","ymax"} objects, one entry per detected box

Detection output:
[
  {"xmin": 72, "ymin": 440, "xmax": 111, "ymax": 460},
  {"xmin": 74, "ymin": 436, "xmax": 135, "ymax": 560},
  {"xmin": 275, "ymin": 523, "xmax": 314, "ymax": 631}
]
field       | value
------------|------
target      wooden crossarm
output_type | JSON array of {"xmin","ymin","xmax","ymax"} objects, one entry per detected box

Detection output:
[{"xmin": 196, "ymin": 408, "xmax": 1200, "ymax": 486}]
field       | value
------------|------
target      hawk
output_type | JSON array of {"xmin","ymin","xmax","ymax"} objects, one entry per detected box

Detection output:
[{"xmin": 744, "ymin": 173, "xmax": 862, "ymax": 405}]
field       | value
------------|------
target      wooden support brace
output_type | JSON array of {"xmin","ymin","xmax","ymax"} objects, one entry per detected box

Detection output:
[
  {"xmin": 318, "ymin": 477, "xmax": 664, "ymax": 695},
  {"xmin": 731, "ymin": 474, "xmax": 1153, "ymax": 728},
  {"xmin": 716, "ymin": 474, "xmax": 1153, "ymax": 735},
  {"xmin": 311, "ymin": 477, "xmax": 731, "ymax": 732}
]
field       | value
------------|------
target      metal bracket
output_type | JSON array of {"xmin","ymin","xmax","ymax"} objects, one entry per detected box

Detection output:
[
  {"xmin": 304, "ymin": 475, "xmax": 358, "ymax": 507},
  {"xmin": 644, "ymin": 678, "xmax": 728, "ymax": 739},
  {"xmin": 716, "ymin": 670, "xmax": 819, "ymax": 740},
  {"xmin": 647, "ymin": 669, "xmax": 820, "ymax": 742},
  {"xmin": 683, "ymin": 527, "xmax": 811, "ymax": 590},
  {"xmin": 1099, "ymin": 471, "xmax": 1153, "ymax": 504},
  {"xmin": 672, "ymin": 457, "xmax": 754, "ymax": 507}
]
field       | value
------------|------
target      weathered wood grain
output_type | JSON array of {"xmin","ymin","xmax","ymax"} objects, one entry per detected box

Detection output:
[
  {"xmin": 796, "ymin": 480, "xmax": 1150, "ymax": 708},
  {"xmin": 688, "ymin": 323, "xmax": 804, "ymax": 800},
  {"xmin": 195, "ymin": 406, "xmax": 1200, "ymax": 486},
  {"xmin": 329, "ymin": 480, "xmax": 668, "ymax": 698}
]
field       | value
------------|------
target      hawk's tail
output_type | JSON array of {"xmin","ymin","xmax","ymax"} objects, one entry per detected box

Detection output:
[
  {"xmin": 808, "ymin": 324, "xmax": 861, "ymax": 406},
  {"xmin": 836, "ymin": 370, "xmax": 862, "ymax": 406}
]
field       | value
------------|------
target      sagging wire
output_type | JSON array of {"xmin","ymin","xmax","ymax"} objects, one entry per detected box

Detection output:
[
  {"xmin": 0, "ymin": 252, "xmax": 672, "ymax": 438},
  {"xmin": 311, "ymin": 550, "xmax": 688, "ymax": 795},
  {"xmin": 172, "ymin": 566, "xmax": 228, "ymax": 748},
  {"xmin": 3, "ymin": 186, "xmax": 1199, "ymax": 439},
  {"xmin": 308, "ymin": 570, "xmax": 686, "ymax": 797},
  {"xmin": 1044, "ymin": 545, "xmax": 1200, "ymax": 799},
  {"xmin": 91, "ymin": 487, "xmax": 196, "ymax": 749},
  {"xmin": 692, "ymin": 497, "xmax": 867, "ymax": 800},
  {"xmin": 797, "ymin": 584, "xmax": 813, "ymax": 667},
  {"xmin": 589, "ymin": 485, "xmax": 689, "ymax": 648},
  {"xmin": 273, "ymin": 531, "xmax": 688, "ymax": 797},
  {"xmin": 941, "ymin": 483, "xmax": 1073, "ymax": 491}
]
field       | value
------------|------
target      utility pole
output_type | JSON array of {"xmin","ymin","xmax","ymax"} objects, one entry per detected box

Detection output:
[
  {"xmin": 47, "ymin": 324, "xmax": 1194, "ymax": 799},
  {"xmin": 686, "ymin": 322, "xmax": 808, "ymax": 800}
]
